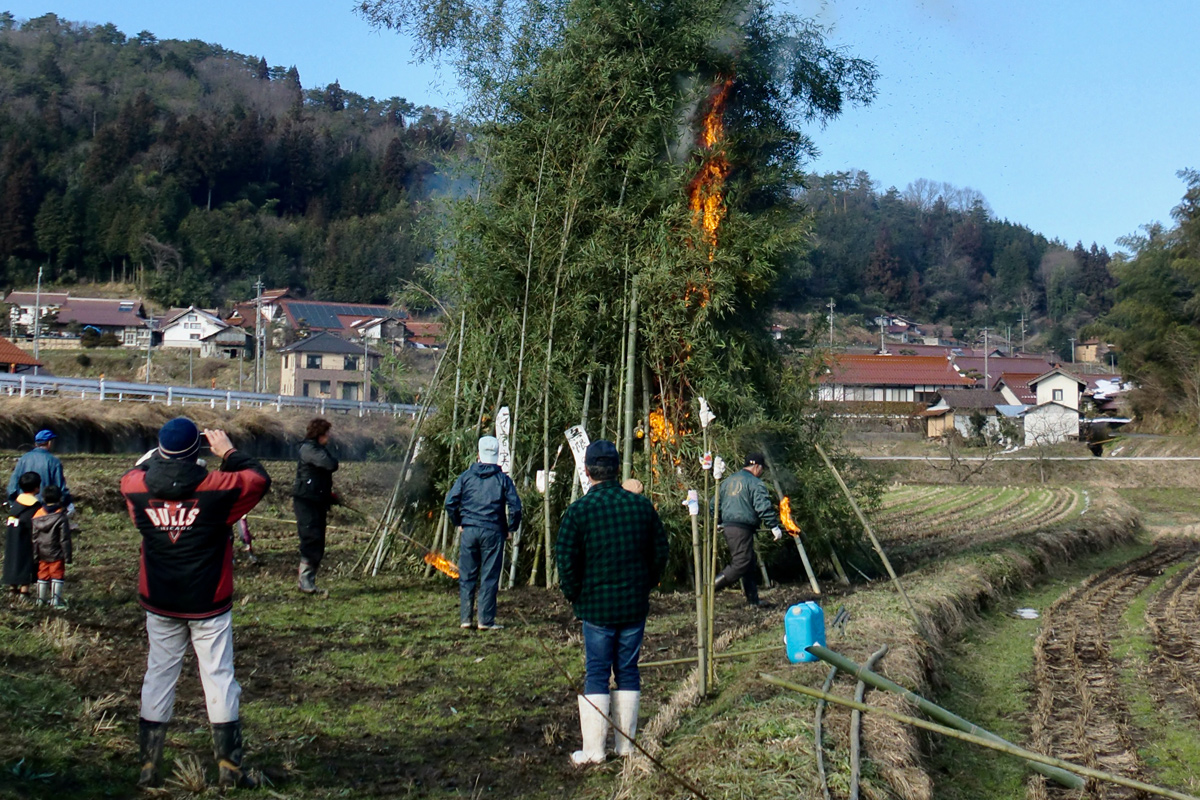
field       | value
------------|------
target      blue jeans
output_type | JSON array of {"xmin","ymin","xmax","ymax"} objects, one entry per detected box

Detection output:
[
  {"xmin": 458, "ymin": 527, "xmax": 504, "ymax": 625},
  {"xmin": 582, "ymin": 620, "xmax": 646, "ymax": 694}
]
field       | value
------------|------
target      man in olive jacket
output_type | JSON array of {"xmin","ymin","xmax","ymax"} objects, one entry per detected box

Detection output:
[
  {"xmin": 715, "ymin": 451, "xmax": 782, "ymax": 607},
  {"xmin": 555, "ymin": 440, "xmax": 669, "ymax": 765}
]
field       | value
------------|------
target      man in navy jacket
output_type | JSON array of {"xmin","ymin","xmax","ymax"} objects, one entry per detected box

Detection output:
[
  {"xmin": 444, "ymin": 436, "xmax": 521, "ymax": 630},
  {"xmin": 121, "ymin": 417, "xmax": 270, "ymax": 789}
]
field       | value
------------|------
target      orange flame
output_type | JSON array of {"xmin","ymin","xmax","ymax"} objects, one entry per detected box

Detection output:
[
  {"xmin": 424, "ymin": 551, "xmax": 460, "ymax": 579},
  {"xmin": 687, "ymin": 79, "xmax": 733, "ymax": 265},
  {"xmin": 780, "ymin": 497, "xmax": 801, "ymax": 536}
]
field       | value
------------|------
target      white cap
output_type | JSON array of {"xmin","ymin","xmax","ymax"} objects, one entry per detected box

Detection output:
[{"xmin": 478, "ymin": 436, "xmax": 500, "ymax": 464}]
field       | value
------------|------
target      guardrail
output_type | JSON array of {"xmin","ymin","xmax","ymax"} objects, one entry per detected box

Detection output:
[{"xmin": 0, "ymin": 373, "xmax": 422, "ymax": 418}]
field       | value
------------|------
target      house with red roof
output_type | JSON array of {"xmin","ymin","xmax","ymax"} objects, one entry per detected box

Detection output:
[
  {"xmin": 0, "ymin": 335, "xmax": 42, "ymax": 373},
  {"xmin": 817, "ymin": 354, "xmax": 974, "ymax": 404}
]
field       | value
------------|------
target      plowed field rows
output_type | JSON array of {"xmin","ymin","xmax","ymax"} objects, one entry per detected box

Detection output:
[
  {"xmin": 874, "ymin": 485, "xmax": 1083, "ymax": 551},
  {"xmin": 1028, "ymin": 543, "xmax": 1200, "ymax": 799}
]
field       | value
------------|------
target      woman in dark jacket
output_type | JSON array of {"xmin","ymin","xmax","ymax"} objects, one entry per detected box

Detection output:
[{"xmin": 292, "ymin": 418, "xmax": 338, "ymax": 593}]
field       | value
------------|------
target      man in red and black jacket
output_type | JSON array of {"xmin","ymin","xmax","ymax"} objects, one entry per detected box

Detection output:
[{"xmin": 120, "ymin": 417, "xmax": 270, "ymax": 789}]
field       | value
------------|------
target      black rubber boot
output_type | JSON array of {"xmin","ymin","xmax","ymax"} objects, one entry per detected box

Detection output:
[
  {"xmin": 713, "ymin": 572, "xmax": 731, "ymax": 592},
  {"xmin": 137, "ymin": 719, "xmax": 168, "ymax": 788},
  {"xmin": 212, "ymin": 720, "xmax": 258, "ymax": 788},
  {"xmin": 297, "ymin": 560, "xmax": 317, "ymax": 594}
]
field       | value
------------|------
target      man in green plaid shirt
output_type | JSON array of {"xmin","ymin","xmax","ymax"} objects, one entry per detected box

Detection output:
[{"xmin": 556, "ymin": 440, "xmax": 669, "ymax": 765}]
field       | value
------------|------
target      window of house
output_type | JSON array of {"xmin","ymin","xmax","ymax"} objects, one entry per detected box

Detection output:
[
  {"xmin": 189, "ymin": 334, "xmax": 200, "ymax": 340},
  {"xmin": 119, "ymin": 302, "xmax": 134, "ymax": 312},
  {"xmin": 1053, "ymin": 388, "xmax": 1063, "ymax": 401},
  {"xmin": 306, "ymin": 354, "xmax": 322, "ymax": 369},
  {"xmin": 344, "ymin": 356, "xmax": 359, "ymax": 371},
  {"xmin": 319, "ymin": 381, "xmax": 331, "ymax": 395}
]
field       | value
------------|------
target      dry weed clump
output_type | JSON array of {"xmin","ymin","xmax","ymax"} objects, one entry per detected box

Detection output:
[
  {"xmin": 166, "ymin": 754, "xmax": 208, "ymax": 793},
  {"xmin": 36, "ymin": 616, "xmax": 92, "ymax": 661}
]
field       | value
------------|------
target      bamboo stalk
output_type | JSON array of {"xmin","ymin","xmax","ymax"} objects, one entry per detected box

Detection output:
[
  {"xmin": 760, "ymin": 675, "xmax": 1198, "ymax": 799},
  {"xmin": 638, "ymin": 644, "xmax": 781, "ymax": 670},
  {"xmin": 815, "ymin": 443, "xmax": 926, "ymax": 637},
  {"xmin": 621, "ymin": 284, "xmax": 638, "ymax": 483},
  {"xmin": 815, "ymin": 665, "xmax": 838, "ymax": 800},
  {"xmin": 803, "ymin": 645, "xmax": 1083, "ymax": 789},
  {"xmin": 850, "ymin": 645, "xmax": 889, "ymax": 800},
  {"xmin": 446, "ymin": 310, "xmax": 468, "ymax": 560},
  {"xmin": 762, "ymin": 451, "xmax": 820, "ymax": 595},
  {"xmin": 829, "ymin": 549, "xmax": 851, "ymax": 587},
  {"xmin": 690, "ymin": 504, "xmax": 707, "ymax": 696},
  {"xmin": 641, "ymin": 360, "xmax": 652, "ymax": 498},
  {"xmin": 707, "ymin": 475, "xmax": 720, "ymax": 687},
  {"xmin": 600, "ymin": 365, "xmax": 611, "ymax": 440}
]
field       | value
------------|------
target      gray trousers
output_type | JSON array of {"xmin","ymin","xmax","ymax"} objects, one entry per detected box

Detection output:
[{"xmin": 141, "ymin": 611, "xmax": 240, "ymax": 723}]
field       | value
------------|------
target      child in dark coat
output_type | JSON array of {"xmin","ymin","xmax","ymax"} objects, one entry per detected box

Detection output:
[
  {"xmin": 32, "ymin": 485, "xmax": 72, "ymax": 608},
  {"xmin": 3, "ymin": 472, "xmax": 41, "ymax": 599}
]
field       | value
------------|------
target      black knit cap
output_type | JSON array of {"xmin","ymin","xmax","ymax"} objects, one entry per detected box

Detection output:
[
  {"xmin": 744, "ymin": 452, "xmax": 765, "ymax": 467},
  {"xmin": 158, "ymin": 417, "xmax": 202, "ymax": 461}
]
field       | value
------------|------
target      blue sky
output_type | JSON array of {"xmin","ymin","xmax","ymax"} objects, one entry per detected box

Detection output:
[{"xmin": 6, "ymin": 1, "xmax": 1198, "ymax": 251}]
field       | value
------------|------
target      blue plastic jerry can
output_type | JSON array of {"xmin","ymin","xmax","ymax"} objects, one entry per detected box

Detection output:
[{"xmin": 784, "ymin": 601, "xmax": 826, "ymax": 663}]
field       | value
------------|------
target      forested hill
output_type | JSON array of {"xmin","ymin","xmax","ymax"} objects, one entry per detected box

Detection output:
[
  {"xmin": 0, "ymin": 12, "xmax": 463, "ymax": 307},
  {"xmin": 789, "ymin": 171, "xmax": 1115, "ymax": 334}
]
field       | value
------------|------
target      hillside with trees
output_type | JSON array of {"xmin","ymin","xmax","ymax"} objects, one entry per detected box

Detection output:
[
  {"xmin": 788, "ymin": 171, "xmax": 1116, "ymax": 347},
  {"xmin": 0, "ymin": 12, "xmax": 463, "ymax": 307}
]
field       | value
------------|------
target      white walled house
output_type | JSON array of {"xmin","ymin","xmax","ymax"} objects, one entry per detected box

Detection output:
[
  {"xmin": 159, "ymin": 307, "xmax": 250, "ymax": 357},
  {"xmin": 1020, "ymin": 368, "xmax": 1087, "ymax": 445},
  {"xmin": 1030, "ymin": 368, "xmax": 1086, "ymax": 410}
]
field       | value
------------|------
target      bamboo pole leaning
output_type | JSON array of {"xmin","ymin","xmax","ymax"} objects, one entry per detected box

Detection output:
[
  {"xmin": 815, "ymin": 443, "xmax": 927, "ymax": 638},
  {"xmin": 850, "ymin": 644, "xmax": 889, "ymax": 800},
  {"xmin": 762, "ymin": 450, "xmax": 820, "ymax": 595},
  {"xmin": 805, "ymin": 645, "xmax": 1083, "ymax": 789},
  {"xmin": 814, "ymin": 664, "xmax": 838, "ymax": 800},
  {"xmin": 760, "ymin": 675, "xmax": 1198, "ymax": 800}
]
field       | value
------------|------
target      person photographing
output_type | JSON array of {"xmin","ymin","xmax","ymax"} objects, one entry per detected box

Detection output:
[
  {"xmin": 714, "ymin": 452, "xmax": 782, "ymax": 608},
  {"xmin": 120, "ymin": 418, "xmax": 271, "ymax": 788}
]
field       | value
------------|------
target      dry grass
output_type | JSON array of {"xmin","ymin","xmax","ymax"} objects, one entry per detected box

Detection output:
[
  {"xmin": 166, "ymin": 754, "xmax": 208, "ymax": 793},
  {"xmin": 35, "ymin": 616, "xmax": 93, "ymax": 661}
]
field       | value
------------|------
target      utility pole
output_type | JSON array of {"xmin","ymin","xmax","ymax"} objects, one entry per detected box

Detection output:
[
  {"xmin": 32, "ymin": 265, "xmax": 42, "ymax": 375},
  {"xmin": 144, "ymin": 319, "xmax": 155, "ymax": 383},
  {"xmin": 982, "ymin": 328, "xmax": 990, "ymax": 389},
  {"xmin": 253, "ymin": 278, "xmax": 264, "ymax": 393},
  {"xmin": 1069, "ymin": 337, "xmax": 1076, "ymax": 364},
  {"xmin": 363, "ymin": 327, "xmax": 369, "ymax": 401},
  {"xmin": 879, "ymin": 318, "xmax": 887, "ymax": 354},
  {"xmin": 827, "ymin": 298, "xmax": 836, "ymax": 350},
  {"xmin": 1020, "ymin": 313, "xmax": 1026, "ymax": 353},
  {"xmin": 188, "ymin": 349, "xmax": 194, "ymax": 387}
]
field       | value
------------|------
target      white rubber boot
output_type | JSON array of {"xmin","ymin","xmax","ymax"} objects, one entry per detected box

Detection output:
[
  {"xmin": 611, "ymin": 690, "xmax": 640, "ymax": 756},
  {"xmin": 50, "ymin": 579, "xmax": 66, "ymax": 609},
  {"xmin": 570, "ymin": 694, "xmax": 609, "ymax": 765},
  {"xmin": 36, "ymin": 580, "xmax": 49, "ymax": 607}
]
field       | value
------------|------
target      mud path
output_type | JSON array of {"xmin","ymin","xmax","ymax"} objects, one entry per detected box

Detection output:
[{"xmin": 1027, "ymin": 546, "xmax": 1189, "ymax": 800}]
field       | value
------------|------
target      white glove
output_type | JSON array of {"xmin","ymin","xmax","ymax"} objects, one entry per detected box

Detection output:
[{"xmin": 771, "ymin": 526, "xmax": 784, "ymax": 541}]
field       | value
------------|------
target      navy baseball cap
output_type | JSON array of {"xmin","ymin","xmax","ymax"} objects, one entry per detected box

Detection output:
[
  {"xmin": 34, "ymin": 429, "xmax": 56, "ymax": 444},
  {"xmin": 584, "ymin": 440, "xmax": 619, "ymax": 466}
]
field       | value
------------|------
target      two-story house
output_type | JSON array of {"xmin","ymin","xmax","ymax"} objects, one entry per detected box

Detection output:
[
  {"xmin": 279, "ymin": 332, "xmax": 382, "ymax": 401},
  {"xmin": 159, "ymin": 307, "xmax": 251, "ymax": 358},
  {"xmin": 1020, "ymin": 367, "xmax": 1087, "ymax": 446}
]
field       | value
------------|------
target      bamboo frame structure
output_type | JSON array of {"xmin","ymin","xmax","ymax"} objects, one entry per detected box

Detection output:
[
  {"xmin": 689, "ymin": 506, "xmax": 707, "ymax": 695},
  {"xmin": 760, "ymin": 675, "xmax": 1197, "ymax": 800},
  {"xmin": 804, "ymin": 645, "xmax": 1083, "ymax": 789}
]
